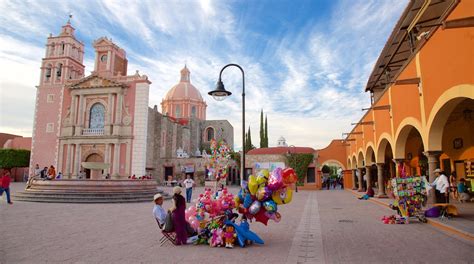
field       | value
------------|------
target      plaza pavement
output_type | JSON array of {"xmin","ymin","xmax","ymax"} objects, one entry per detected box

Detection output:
[{"xmin": 1, "ymin": 183, "xmax": 473, "ymax": 264}]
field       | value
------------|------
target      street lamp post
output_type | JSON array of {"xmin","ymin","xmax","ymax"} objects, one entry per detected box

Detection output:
[
  {"xmin": 286, "ymin": 145, "xmax": 298, "ymax": 193},
  {"xmin": 208, "ymin": 64, "xmax": 245, "ymax": 186}
]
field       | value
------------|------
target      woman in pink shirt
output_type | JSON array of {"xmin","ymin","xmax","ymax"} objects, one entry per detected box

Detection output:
[{"xmin": 0, "ymin": 170, "xmax": 13, "ymax": 204}]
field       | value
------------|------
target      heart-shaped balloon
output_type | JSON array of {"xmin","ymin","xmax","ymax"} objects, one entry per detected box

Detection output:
[
  {"xmin": 267, "ymin": 168, "xmax": 284, "ymax": 190},
  {"xmin": 282, "ymin": 168, "xmax": 297, "ymax": 185}
]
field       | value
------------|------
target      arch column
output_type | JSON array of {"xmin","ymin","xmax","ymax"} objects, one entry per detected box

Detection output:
[
  {"xmin": 74, "ymin": 144, "xmax": 82, "ymax": 178},
  {"xmin": 352, "ymin": 169, "xmax": 357, "ymax": 190},
  {"xmin": 357, "ymin": 167, "xmax": 364, "ymax": 192},
  {"xmin": 375, "ymin": 163, "xmax": 387, "ymax": 198},
  {"xmin": 113, "ymin": 143, "xmax": 120, "ymax": 177},
  {"xmin": 365, "ymin": 165, "xmax": 372, "ymax": 189},
  {"xmin": 423, "ymin": 150, "xmax": 442, "ymax": 204}
]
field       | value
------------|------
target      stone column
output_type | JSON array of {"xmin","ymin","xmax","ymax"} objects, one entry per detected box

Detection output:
[
  {"xmin": 75, "ymin": 95, "xmax": 84, "ymax": 135},
  {"xmin": 105, "ymin": 93, "xmax": 113, "ymax": 135},
  {"xmin": 352, "ymin": 169, "xmax": 357, "ymax": 190},
  {"xmin": 104, "ymin": 143, "xmax": 110, "ymax": 175},
  {"xmin": 74, "ymin": 144, "xmax": 82, "ymax": 178},
  {"xmin": 70, "ymin": 95, "xmax": 77, "ymax": 126},
  {"xmin": 65, "ymin": 144, "xmax": 72, "ymax": 178},
  {"xmin": 424, "ymin": 151, "xmax": 442, "ymax": 204},
  {"xmin": 357, "ymin": 168, "xmax": 364, "ymax": 192},
  {"xmin": 376, "ymin": 163, "xmax": 387, "ymax": 198},
  {"xmin": 366, "ymin": 165, "xmax": 372, "ymax": 188},
  {"xmin": 113, "ymin": 143, "xmax": 120, "ymax": 177}
]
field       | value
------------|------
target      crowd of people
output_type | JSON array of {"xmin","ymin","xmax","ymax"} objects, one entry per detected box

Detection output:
[{"xmin": 33, "ymin": 164, "xmax": 61, "ymax": 180}]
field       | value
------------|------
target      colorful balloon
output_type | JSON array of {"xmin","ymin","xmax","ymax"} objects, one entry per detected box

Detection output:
[
  {"xmin": 263, "ymin": 200, "xmax": 277, "ymax": 213},
  {"xmin": 282, "ymin": 168, "xmax": 297, "ymax": 185},
  {"xmin": 256, "ymin": 186, "xmax": 272, "ymax": 201},
  {"xmin": 249, "ymin": 200, "xmax": 261, "ymax": 215},
  {"xmin": 272, "ymin": 187, "xmax": 293, "ymax": 205},
  {"xmin": 243, "ymin": 193, "xmax": 253, "ymax": 208},
  {"xmin": 248, "ymin": 175, "xmax": 259, "ymax": 195},
  {"xmin": 267, "ymin": 168, "xmax": 284, "ymax": 190},
  {"xmin": 256, "ymin": 169, "xmax": 269, "ymax": 185},
  {"xmin": 265, "ymin": 211, "xmax": 281, "ymax": 222}
]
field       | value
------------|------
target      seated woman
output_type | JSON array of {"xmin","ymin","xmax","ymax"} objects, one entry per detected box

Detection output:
[
  {"xmin": 358, "ymin": 186, "xmax": 375, "ymax": 200},
  {"xmin": 169, "ymin": 186, "xmax": 188, "ymax": 245},
  {"xmin": 458, "ymin": 178, "xmax": 471, "ymax": 203}
]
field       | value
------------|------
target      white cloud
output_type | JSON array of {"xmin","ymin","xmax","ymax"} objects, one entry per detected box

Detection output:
[{"xmin": 0, "ymin": 0, "xmax": 407, "ymax": 150}]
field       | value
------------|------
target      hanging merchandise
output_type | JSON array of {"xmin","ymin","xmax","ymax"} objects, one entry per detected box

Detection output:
[{"xmin": 388, "ymin": 175, "xmax": 428, "ymax": 224}]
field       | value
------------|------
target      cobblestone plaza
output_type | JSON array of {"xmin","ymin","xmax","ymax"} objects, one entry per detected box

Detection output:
[{"xmin": 1, "ymin": 184, "xmax": 473, "ymax": 263}]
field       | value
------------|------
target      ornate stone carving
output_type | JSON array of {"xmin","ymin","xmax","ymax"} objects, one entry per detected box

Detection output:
[{"xmin": 122, "ymin": 104, "xmax": 131, "ymax": 126}]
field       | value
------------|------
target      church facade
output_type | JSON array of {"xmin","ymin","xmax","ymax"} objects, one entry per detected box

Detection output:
[{"xmin": 29, "ymin": 21, "xmax": 233, "ymax": 182}]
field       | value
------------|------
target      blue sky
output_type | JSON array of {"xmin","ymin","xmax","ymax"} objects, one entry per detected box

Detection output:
[{"xmin": 0, "ymin": 0, "xmax": 407, "ymax": 150}]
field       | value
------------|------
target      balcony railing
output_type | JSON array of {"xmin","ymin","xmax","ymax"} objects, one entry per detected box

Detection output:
[{"xmin": 82, "ymin": 128, "xmax": 104, "ymax": 136}]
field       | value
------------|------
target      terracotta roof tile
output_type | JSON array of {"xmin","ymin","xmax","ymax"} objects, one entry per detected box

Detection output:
[{"xmin": 247, "ymin": 147, "xmax": 315, "ymax": 155}]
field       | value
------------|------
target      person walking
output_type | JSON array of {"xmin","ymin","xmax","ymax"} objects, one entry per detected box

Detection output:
[
  {"xmin": 431, "ymin": 169, "xmax": 449, "ymax": 203},
  {"xmin": 0, "ymin": 170, "xmax": 13, "ymax": 204},
  {"xmin": 182, "ymin": 175, "xmax": 195, "ymax": 203}
]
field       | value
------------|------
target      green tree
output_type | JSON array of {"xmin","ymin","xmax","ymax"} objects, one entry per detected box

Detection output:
[
  {"xmin": 259, "ymin": 109, "xmax": 264, "ymax": 148},
  {"xmin": 286, "ymin": 153, "xmax": 314, "ymax": 186},
  {"xmin": 0, "ymin": 149, "xmax": 31, "ymax": 177},
  {"xmin": 321, "ymin": 165, "xmax": 331, "ymax": 174},
  {"xmin": 244, "ymin": 126, "xmax": 255, "ymax": 153},
  {"xmin": 264, "ymin": 115, "xmax": 268, "ymax": 147}
]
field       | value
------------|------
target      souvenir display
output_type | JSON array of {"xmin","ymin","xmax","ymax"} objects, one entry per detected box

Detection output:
[{"xmin": 389, "ymin": 175, "xmax": 428, "ymax": 223}]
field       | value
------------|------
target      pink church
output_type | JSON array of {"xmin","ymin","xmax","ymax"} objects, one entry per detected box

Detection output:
[{"xmin": 30, "ymin": 21, "xmax": 150, "ymax": 179}]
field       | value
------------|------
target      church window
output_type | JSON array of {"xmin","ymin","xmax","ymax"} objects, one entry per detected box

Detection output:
[
  {"xmin": 56, "ymin": 63, "xmax": 62, "ymax": 78},
  {"xmin": 191, "ymin": 106, "xmax": 196, "ymax": 117},
  {"xmin": 47, "ymin": 94, "xmax": 54, "ymax": 103},
  {"xmin": 101, "ymin": 54, "xmax": 107, "ymax": 62},
  {"xmin": 89, "ymin": 103, "xmax": 105, "ymax": 129},
  {"xmin": 45, "ymin": 64, "xmax": 52, "ymax": 81},
  {"xmin": 46, "ymin": 123, "xmax": 54, "ymax": 133},
  {"xmin": 176, "ymin": 105, "xmax": 181, "ymax": 118},
  {"xmin": 60, "ymin": 42, "xmax": 65, "ymax": 55},
  {"xmin": 206, "ymin": 127, "xmax": 214, "ymax": 141}
]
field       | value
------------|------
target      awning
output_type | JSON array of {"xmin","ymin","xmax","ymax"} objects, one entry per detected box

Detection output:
[
  {"xmin": 81, "ymin": 162, "xmax": 110, "ymax": 170},
  {"xmin": 365, "ymin": 0, "xmax": 458, "ymax": 92}
]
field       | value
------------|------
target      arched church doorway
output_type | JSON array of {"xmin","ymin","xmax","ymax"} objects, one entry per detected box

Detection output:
[{"xmin": 85, "ymin": 153, "xmax": 104, "ymax": 180}]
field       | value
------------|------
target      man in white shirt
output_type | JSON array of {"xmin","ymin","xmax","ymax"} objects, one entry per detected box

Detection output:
[
  {"xmin": 432, "ymin": 168, "xmax": 449, "ymax": 203},
  {"xmin": 153, "ymin": 194, "xmax": 166, "ymax": 227},
  {"xmin": 182, "ymin": 175, "xmax": 195, "ymax": 203}
]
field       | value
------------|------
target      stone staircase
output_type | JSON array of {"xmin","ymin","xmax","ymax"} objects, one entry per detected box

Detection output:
[{"xmin": 13, "ymin": 179, "xmax": 171, "ymax": 203}]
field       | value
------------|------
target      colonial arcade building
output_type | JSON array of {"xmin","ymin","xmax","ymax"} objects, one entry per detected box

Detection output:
[
  {"xmin": 30, "ymin": 21, "xmax": 233, "ymax": 181},
  {"xmin": 342, "ymin": 0, "xmax": 473, "ymax": 202}
]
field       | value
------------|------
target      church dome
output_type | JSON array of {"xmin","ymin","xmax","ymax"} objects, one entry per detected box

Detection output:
[
  {"xmin": 161, "ymin": 66, "xmax": 207, "ymax": 120},
  {"xmin": 164, "ymin": 66, "xmax": 203, "ymax": 102}
]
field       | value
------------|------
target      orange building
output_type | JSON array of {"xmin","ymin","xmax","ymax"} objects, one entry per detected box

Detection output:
[{"xmin": 336, "ymin": 0, "xmax": 474, "ymax": 202}]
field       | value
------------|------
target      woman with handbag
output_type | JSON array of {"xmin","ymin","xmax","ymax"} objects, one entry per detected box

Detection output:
[{"xmin": 170, "ymin": 186, "xmax": 188, "ymax": 245}]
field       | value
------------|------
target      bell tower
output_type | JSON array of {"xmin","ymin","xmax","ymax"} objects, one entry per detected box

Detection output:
[
  {"xmin": 93, "ymin": 37, "xmax": 128, "ymax": 77},
  {"xmin": 30, "ymin": 19, "xmax": 85, "ymax": 174}
]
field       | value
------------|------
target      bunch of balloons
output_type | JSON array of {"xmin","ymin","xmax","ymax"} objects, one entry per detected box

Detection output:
[
  {"xmin": 205, "ymin": 139, "xmax": 231, "ymax": 181},
  {"xmin": 235, "ymin": 167, "xmax": 297, "ymax": 225},
  {"xmin": 185, "ymin": 187, "xmax": 236, "ymax": 230}
]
